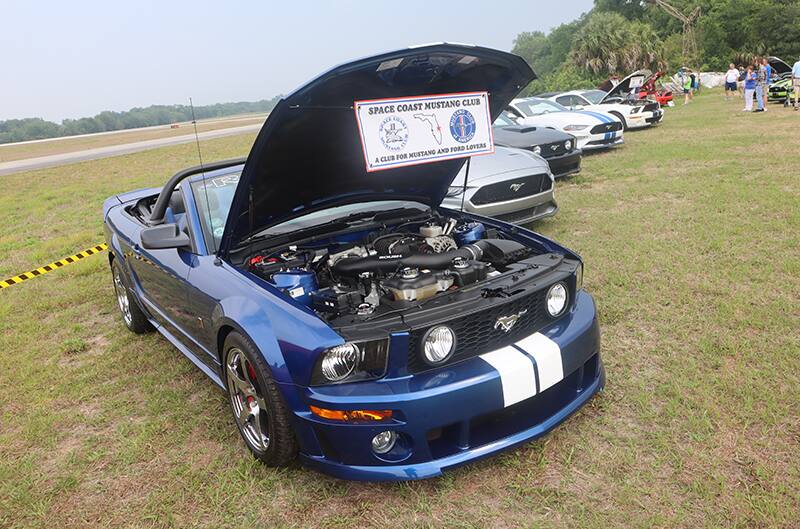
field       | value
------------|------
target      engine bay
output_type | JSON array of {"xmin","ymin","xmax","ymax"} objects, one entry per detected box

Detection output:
[{"xmin": 243, "ymin": 211, "xmax": 561, "ymax": 325}]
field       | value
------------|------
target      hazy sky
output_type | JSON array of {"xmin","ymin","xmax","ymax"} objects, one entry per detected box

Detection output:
[{"xmin": 1, "ymin": 1, "xmax": 593, "ymax": 122}]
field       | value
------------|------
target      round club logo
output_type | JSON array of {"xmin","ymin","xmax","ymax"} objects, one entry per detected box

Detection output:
[
  {"xmin": 379, "ymin": 116, "xmax": 409, "ymax": 152},
  {"xmin": 449, "ymin": 109, "xmax": 476, "ymax": 143}
]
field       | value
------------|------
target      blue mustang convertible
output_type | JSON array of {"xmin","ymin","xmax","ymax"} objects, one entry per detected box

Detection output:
[{"xmin": 103, "ymin": 44, "xmax": 604, "ymax": 481}]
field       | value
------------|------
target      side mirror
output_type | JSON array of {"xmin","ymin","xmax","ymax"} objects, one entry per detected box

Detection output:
[{"xmin": 140, "ymin": 223, "xmax": 191, "ymax": 250}]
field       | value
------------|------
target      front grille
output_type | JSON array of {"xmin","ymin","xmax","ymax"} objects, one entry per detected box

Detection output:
[
  {"xmin": 494, "ymin": 204, "xmax": 554, "ymax": 224},
  {"xmin": 536, "ymin": 141, "xmax": 568, "ymax": 159},
  {"xmin": 407, "ymin": 287, "xmax": 559, "ymax": 373},
  {"xmin": 643, "ymin": 102, "xmax": 660, "ymax": 112},
  {"xmin": 589, "ymin": 122, "xmax": 622, "ymax": 134},
  {"xmin": 470, "ymin": 174, "xmax": 551, "ymax": 205}
]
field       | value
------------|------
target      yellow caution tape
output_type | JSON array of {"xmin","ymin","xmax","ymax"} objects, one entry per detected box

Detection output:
[{"xmin": 0, "ymin": 243, "xmax": 107, "ymax": 289}]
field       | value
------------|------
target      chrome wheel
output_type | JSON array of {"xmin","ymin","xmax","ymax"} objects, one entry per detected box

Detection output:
[
  {"xmin": 226, "ymin": 348, "xmax": 270, "ymax": 452},
  {"xmin": 113, "ymin": 267, "xmax": 132, "ymax": 326}
]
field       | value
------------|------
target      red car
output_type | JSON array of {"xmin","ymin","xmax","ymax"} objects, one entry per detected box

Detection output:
[{"xmin": 637, "ymin": 71, "xmax": 673, "ymax": 106}]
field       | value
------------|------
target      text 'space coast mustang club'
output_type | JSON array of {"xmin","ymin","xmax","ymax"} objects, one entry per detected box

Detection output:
[{"xmin": 355, "ymin": 91, "xmax": 494, "ymax": 171}]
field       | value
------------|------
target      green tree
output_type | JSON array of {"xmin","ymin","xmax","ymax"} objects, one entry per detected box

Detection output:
[{"xmin": 571, "ymin": 12, "xmax": 663, "ymax": 75}]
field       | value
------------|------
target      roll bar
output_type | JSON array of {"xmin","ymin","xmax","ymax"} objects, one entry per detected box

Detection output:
[{"xmin": 148, "ymin": 157, "xmax": 247, "ymax": 225}]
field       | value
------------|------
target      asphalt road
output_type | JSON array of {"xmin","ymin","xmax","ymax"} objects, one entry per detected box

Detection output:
[{"xmin": 0, "ymin": 123, "xmax": 262, "ymax": 176}]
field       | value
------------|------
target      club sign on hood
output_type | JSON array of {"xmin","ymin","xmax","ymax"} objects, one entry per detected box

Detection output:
[{"xmin": 354, "ymin": 91, "xmax": 494, "ymax": 172}]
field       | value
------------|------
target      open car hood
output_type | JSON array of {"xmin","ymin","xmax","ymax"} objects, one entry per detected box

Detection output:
[
  {"xmin": 768, "ymin": 56, "xmax": 791, "ymax": 75},
  {"xmin": 220, "ymin": 43, "xmax": 535, "ymax": 253},
  {"xmin": 602, "ymin": 69, "xmax": 651, "ymax": 103}
]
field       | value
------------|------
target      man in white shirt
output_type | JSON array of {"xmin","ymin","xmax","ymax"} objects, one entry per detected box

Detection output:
[
  {"xmin": 724, "ymin": 63, "xmax": 739, "ymax": 101},
  {"xmin": 792, "ymin": 57, "xmax": 800, "ymax": 110}
]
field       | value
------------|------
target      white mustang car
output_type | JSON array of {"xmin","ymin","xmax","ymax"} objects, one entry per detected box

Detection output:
[
  {"xmin": 507, "ymin": 97, "xmax": 624, "ymax": 152},
  {"xmin": 539, "ymin": 71, "xmax": 664, "ymax": 130}
]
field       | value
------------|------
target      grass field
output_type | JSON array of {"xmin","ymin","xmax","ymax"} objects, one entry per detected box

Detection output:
[
  {"xmin": 1, "ymin": 90, "xmax": 798, "ymax": 528},
  {"xmin": 0, "ymin": 114, "xmax": 266, "ymax": 163}
]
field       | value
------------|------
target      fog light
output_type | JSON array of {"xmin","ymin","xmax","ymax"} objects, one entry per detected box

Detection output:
[
  {"xmin": 564, "ymin": 139, "xmax": 573, "ymax": 150},
  {"xmin": 422, "ymin": 326, "xmax": 455, "ymax": 365},
  {"xmin": 546, "ymin": 282, "xmax": 568, "ymax": 317},
  {"xmin": 371, "ymin": 430, "xmax": 397, "ymax": 454}
]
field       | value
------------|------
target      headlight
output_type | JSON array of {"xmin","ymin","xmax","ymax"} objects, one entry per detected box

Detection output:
[
  {"xmin": 532, "ymin": 145, "xmax": 542, "ymax": 155},
  {"xmin": 312, "ymin": 338, "xmax": 389, "ymax": 385},
  {"xmin": 564, "ymin": 124, "xmax": 588, "ymax": 131},
  {"xmin": 422, "ymin": 325, "xmax": 455, "ymax": 365},
  {"xmin": 545, "ymin": 282, "xmax": 568, "ymax": 317},
  {"xmin": 320, "ymin": 343, "xmax": 359, "ymax": 381},
  {"xmin": 564, "ymin": 139, "xmax": 572, "ymax": 151}
]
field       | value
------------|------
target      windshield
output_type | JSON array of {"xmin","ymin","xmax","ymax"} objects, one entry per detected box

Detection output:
[
  {"xmin": 190, "ymin": 171, "xmax": 240, "ymax": 251},
  {"xmin": 581, "ymin": 90, "xmax": 607, "ymax": 104},
  {"xmin": 514, "ymin": 98, "xmax": 567, "ymax": 116},
  {"xmin": 257, "ymin": 200, "xmax": 429, "ymax": 237},
  {"xmin": 493, "ymin": 111, "xmax": 519, "ymax": 127}
]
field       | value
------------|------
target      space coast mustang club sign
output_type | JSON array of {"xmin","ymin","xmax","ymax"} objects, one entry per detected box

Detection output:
[{"xmin": 354, "ymin": 91, "xmax": 494, "ymax": 172}]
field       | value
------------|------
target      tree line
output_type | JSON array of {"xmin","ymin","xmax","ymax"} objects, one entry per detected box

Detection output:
[
  {"xmin": 0, "ymin": 97, "xmax": 281, "ymax": 145},
  {"xmin": 513, "ymin": 0, "xmax": 800, "ymax": 95}
]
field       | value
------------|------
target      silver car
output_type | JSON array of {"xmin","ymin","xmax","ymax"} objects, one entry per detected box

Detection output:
[{"xmin": 442, "ymin": 145, "xmax": 557, "ymax": 225}]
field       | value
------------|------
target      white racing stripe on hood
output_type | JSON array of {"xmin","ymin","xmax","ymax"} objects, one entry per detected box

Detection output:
[
  {"xmin": 480, "ymin": 346, "xmax": 536, "ymax": 407},
  {"xmin": 479, "ymin": 332, "xmax": 565, "ymax": 407}
]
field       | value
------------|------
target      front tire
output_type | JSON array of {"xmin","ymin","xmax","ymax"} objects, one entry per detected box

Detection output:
[
  {"xmin": 609, "ymin": 111, "xmax": 628, "ymax": 131},
  {"xmin": 111, "ymin": 260, "xmax": 152, "ymax": 334},
  {"xmin": 223, "ymin": 331, "xmax": 298, "ymax": 466}
]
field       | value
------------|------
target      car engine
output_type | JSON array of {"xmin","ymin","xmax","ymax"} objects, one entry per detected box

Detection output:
[{"xmin": 247, "ymin": 217, "xmax": 534, "ymax": 321}]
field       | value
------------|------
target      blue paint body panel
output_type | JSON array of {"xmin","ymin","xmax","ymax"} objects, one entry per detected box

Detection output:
[{"xmin": 101, "ymin": 43, "xmax": 604, "ymax": 481}]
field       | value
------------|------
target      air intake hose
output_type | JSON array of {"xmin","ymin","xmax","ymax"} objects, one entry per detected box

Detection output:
[{"xmin": 333, "ymin": 242, "xmax": 488, "ymax": 276}]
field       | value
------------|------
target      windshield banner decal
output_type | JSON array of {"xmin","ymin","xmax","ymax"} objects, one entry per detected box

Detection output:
[{"xmin": 354, "ymin": 91, "xmax": 494, "ymax": 172}]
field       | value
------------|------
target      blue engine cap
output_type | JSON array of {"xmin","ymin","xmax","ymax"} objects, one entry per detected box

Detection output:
[{"xmin": 453, "ymin": 222, "xmax": 486, "ymax": 246}]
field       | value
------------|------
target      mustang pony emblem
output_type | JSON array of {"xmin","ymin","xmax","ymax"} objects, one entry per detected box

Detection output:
[
  {"xmin": 605, "ymin": 124, "xmax": 613, "ymax": 131},
  {"xmin": 509, "ymin": 182, "xmax": 526, "ymax": 192},
  {"xmin": 494, "ymin": 309, "xmax": 528, "ymax": 332}
]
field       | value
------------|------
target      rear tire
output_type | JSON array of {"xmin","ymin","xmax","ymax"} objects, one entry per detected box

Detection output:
[
  {"xmin": 111, "ymin": 260, "xmax": 152, "ymax": 334},
  {"xmin": 223, "ymin": 331, "xmax": 298, "ymax": 466}
]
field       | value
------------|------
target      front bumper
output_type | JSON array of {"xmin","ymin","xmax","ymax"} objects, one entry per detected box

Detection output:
[
  {"xmin": 768, "ymin": 89, "xmax": 789, "ymax": 101},
  {"xmin": 544, "ymin": 150, "xmax": 582, "ymax": 178},
  {"xmin": 441, "ymin": 187, "xmax": 558, "ymax": 225},
  {"xmin": 578, "ymin": 131, "xmax": 624, "ymax": 151},
  {"xmin": 289, "ymin": 290, "xmax": 604, "ymax": 481}
]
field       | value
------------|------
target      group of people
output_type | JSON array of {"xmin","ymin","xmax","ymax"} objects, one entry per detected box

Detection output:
[{"xmin": 724, "ymin": 57, "xmax": 800, "ymax": 112}]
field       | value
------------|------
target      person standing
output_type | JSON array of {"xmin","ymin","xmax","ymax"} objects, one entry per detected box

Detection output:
[
  {"xmin": 682, "ymin": 69, "xmax": 693, "ymax": 105},
  {"xmin": 743, "ymin": 66, "xmax": 757, "ymax": 112},
  {"xmin": 793, "ymin": 56, "xmax": 800, "ymax": 110},
  {"xmin": 755, "ymin": 58, "xmax": 767, "ymax": 112},
  {"xmin": 724, "ymin": 63, "xmax": 739, "ymax": 100}
]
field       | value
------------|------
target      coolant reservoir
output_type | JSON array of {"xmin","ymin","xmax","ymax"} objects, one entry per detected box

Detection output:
[{"xmin": 419, "ymin": 223, "xmax": 443, "ymax": 238}]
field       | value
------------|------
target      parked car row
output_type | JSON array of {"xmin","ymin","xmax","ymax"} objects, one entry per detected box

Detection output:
[{"xmin": 446, "ymin": 69, "xmax": 667, "ymax": 224}]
